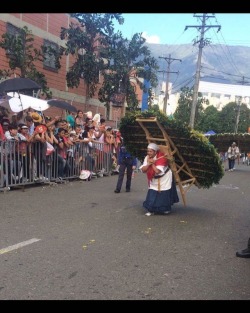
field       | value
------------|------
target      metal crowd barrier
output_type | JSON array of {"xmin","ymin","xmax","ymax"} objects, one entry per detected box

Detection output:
[{"xmin": 0, "ymin": 141, "xmax": 115, "ymax": 191}]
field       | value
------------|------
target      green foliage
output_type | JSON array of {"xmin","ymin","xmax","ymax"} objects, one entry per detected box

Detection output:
[
  {"xmin": 216, "ymin": 102, "xmax": 250, "ymax": 134},
  {"xmin": 119, "ymin": 109, "xmax": 224, "ymax": 189},
  {"xmin": 98, "ymin": 31, "xmax": 159, "ymax": 112},
  {"xmin": 217, "ymin": 102, "xmax": 238, "ymax": 133},
  {"xmin": 0, "ymin": 26, "xmax": 52, "ymax": 98},
  {"xmin": 197, "ymin": 105, "xmax": 220, "ymax": 133},
  {"xmin": 174, "ymin": 88, "xmax": 250, "ymax": 134},
  {"xmin": 174, "ymin": 86, "xmax": 208, "ymax": 129},
  {"xmin": 60, "ymin": 13, "xmax": 124, "ymax": 102}
]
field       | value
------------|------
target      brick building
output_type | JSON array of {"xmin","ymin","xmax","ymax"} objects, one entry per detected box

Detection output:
[{"xmin": 0, "ymin": 13, "xmax": 143, "ymax": 126}]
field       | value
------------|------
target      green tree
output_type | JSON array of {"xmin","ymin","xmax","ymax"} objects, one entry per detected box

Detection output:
[
  {"xmin": 218, "ymin": 101, "xmax": 250, "ymax": 133},
  {"xmin": 235, "ymin": 102, "xmax": 250, "ymax": 133},
  {"xmin": 60, "ymin": 13, "xmax": 124, "ymax": 112},
  {"xmin": 174, "ymin": 86, "xmax": 208, "ymax": 128},
  {"xmin": 0, "ymin": 26, "xmax": 54, "ymax": 98},
  {"xmin": 98, "ymin": 31, "xmax": 159, "ymax": 116},
  {"xmin": 197, "ymin": 105, "xmax": 220, "ymax": 133},
  {"xmin": 218, "ymin": 102, "xmax": 238, "ymax": 133}
]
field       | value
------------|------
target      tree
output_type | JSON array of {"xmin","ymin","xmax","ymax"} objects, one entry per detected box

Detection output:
[
  {"xmin": 60, "ymin": 13, "xmax": 124, "ymax": 112},
  {"xmin": 234, "ymin": 102, "xmax": 250, "ymax": 133},
  {"xmin": 0, "ymin": 26, "xmax": 55, "ymax": 98},
  {"xmin": 174, "ymin": 86, "xmax": 208, "ymax": 129},
  {"xmin": 98, "ymin": 32, "xmax": 159, "ymax": 116},
  {"xmin": 197, "ymin": 105, "xmax": 220, "ymax": 133},
  {"xmin": 218, "ymin": 101, "xmax": 250, "ymax": 133}
]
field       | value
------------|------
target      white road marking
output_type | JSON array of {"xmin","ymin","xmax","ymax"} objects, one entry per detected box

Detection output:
[
  {"xmin": 0, "ymin": 238, "xmax": 41, "ymax": 255},
  {"xmin": 213, "ymin": 184, "xmax": 239, "ymax": 190}
]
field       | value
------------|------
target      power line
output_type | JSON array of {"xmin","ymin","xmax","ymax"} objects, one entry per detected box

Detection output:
[{"xmin": 172, "ymin": 75, "xmax": 195, "ymax": 93}]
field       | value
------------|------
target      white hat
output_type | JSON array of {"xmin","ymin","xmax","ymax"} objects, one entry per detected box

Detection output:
[
  {"xmin": 92, "ymin": 113, "xmax": 100, "ymax": 123},
  {"xmin": 79, "ymin": 170, "xmax": 91, "ymax": 180},
  {"xmin": 85, "ymin": 111, "xmax": 93, "ymax": 119},
  {"xmin": 147, "ymin": 143, "xmax": 159, "ymax": 151}
]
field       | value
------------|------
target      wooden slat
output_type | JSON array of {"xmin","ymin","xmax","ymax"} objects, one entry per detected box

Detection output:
[{"xmin": 135, "ymin": 117, "xmax": 199, "ymax": 207}]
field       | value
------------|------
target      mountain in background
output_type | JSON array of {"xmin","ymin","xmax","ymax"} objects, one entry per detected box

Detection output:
[{"xmin": 145, "ymin": 43, "xmax": 250, "ymax": 95}]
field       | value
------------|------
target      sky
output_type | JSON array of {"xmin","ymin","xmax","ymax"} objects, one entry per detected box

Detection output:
[{"xmin": 113, "ymin": 14, "xmax": 250, "ymax": 47}]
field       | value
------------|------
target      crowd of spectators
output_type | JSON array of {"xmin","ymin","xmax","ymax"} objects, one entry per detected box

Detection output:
[{"xmin": 0, "ymin": 107, "xmax": 122, "ymax": 185}]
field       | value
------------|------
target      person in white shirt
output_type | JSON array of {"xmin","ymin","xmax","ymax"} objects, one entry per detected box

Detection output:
[
  {"xmin": 227, "ymin": 142, "xmax": 239, "ymax": 171},
  {"xmin": 140, "ymin": 143, "xmax": 179, "ymax": 216}
]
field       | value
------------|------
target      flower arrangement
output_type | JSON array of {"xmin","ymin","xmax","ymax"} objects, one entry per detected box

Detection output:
[{"xmin": 119, "ymin": 109, "xmax": 224, "ymax": 189}]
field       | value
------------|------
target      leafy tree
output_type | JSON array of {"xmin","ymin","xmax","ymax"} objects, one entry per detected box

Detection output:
[
  {"xmin": 235, "ymin": 102, "xmax": 250, "ymax": 133},
  {"xmin": 218, "ymin": 101, "xmax": 250, "ymax": 133},
  {"xmin": 0, "ymin": 26, "xmax": 54, "ymax": 98},
  {"xmin": 98, "ymin": 31, "xmax": 159, "ymax": 116},
  {"xmin": 174, "ymin": 86, "xmax": 208, "ymax": 128},
  {"xmin": 218, "ymin": 102, "xmax": 238, "ymax": 133},
  {"xmin": 60, "ymin": 13, "xmax": 124, "ymax": 112},
  {"xmin": 197, "ymin": 105, "xmax": 220, "ymax": 133}
]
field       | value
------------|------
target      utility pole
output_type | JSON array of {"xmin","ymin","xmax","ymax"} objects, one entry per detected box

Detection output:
[
  {"xmin": 234, "ymin": 76, "xmax": 249, "ymax": 133},
  {"xmin": 185, "ymin": 13, "xmax": 221, "ymax": 129},
  {"xmin": 234, "ymin": 96, "xmax": 242, "ymax": 134},
  {"xmin": 159, "ymin": 54, "xmax": 181, "ymax": 115},
  {"xmin": 237, "ymin": 76, "xmax": 250, "ymax": 85}
]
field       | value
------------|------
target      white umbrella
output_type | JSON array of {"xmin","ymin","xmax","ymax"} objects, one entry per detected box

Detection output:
[{"xmin": 7, "ymin": 92, "xmax": 49, "ymax": 112}]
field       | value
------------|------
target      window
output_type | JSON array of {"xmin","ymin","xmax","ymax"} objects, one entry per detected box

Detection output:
[
  {"xmin": 43, "ymin": 39, "xmax": 59, "ymax": 72},
  {"xmin": 6, "ymin": 23, "xmax": 23, "ymax": 38},
  {"xmin": 6, "ymin": 23, "xmax": 25, "ymax": 57},
  {"xmin": 202, "ymin": 92, "xmax": 208, "ymax": 97},
  {"xmin": 211, "ymin": 93, "xmax": 221, "ymax": 98}
]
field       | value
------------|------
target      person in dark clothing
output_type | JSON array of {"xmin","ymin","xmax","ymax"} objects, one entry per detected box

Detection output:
[
  {"xmin": 114, "ymin": 145, "xmax": 137, "ymax": 193},
  {"xmin": 236, "ymin": 237, "xmax": 250, "ymax": 258}
]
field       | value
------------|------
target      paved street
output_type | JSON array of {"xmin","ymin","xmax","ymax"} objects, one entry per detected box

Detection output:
[{"xmin": 0, "ymin": 162, "xmax": 249, "ymax": 300}]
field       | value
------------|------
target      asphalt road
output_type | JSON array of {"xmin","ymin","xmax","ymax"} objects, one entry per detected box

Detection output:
[{"xmin": 0, "ymin": 162, "xmax": 249, "ymax": 300}]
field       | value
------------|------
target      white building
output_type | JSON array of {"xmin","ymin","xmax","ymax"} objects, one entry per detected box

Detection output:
[
  {"xmin": 158, "ymin": 81, "xmax": 250, "ymax": 115},
  {"xmin": 158, "ymin": 82, "xmax": 179, "ymax": 116},
  {"xmin": 198, "ymin": 81, "xmax": 250, "ymax": 110}
]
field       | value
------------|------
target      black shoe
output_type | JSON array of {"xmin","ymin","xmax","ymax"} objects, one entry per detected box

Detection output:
[
  {"xmin": 236, "ymin": 248, "xmax": 250, "ymax": 258},
  {"xmin": 126, "ymin": 189, "xmax": 130, "ymax": 192},
  {"xmin": 114, "ymin": 189, "xmax": 120, "ymax": 193}
]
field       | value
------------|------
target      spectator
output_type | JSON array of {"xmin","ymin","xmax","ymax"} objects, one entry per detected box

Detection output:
[
  {"xmin": 227, "ymin": 142, "xmax": 240, "ymax": 171},
  {"xmin": 114, "ymin": 144, "xmax": 137, "ymax": 193}
]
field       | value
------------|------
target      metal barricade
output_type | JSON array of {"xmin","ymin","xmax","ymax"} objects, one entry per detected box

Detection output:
[{"xmin": 0, "ymin": 140, "xmax": 114, "ymax": 190}]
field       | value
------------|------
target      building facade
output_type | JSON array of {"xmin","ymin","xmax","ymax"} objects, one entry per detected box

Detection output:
[
  {"xmin": 156, "ymin": 80, "xmax": 250, "ymax": 115},
  {"xmin": 0, "ymin": 13, "xmax": 143, "ymax": 124}
]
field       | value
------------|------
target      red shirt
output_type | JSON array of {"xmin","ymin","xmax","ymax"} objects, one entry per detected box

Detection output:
[{"xmin": 0, "ymin": 124, "xmax": 5, "ymax": 141}]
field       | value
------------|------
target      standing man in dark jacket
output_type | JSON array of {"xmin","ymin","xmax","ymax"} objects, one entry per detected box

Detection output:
[{"xmin": 114, "ymin": 145, "xmax": 137, "ymax": 193}]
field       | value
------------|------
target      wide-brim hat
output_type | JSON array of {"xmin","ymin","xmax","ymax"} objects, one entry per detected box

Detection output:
[
  {"xmin": 31, "ymin": 112, "xmax": 42, "ymax": 123},
  {"xmin": 35, "ymin": 124, "xmax": 47, "ymax": 134},
  {"xmin": 79, "ymin": 170, "xmax": 91, "ymax": 180}
]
